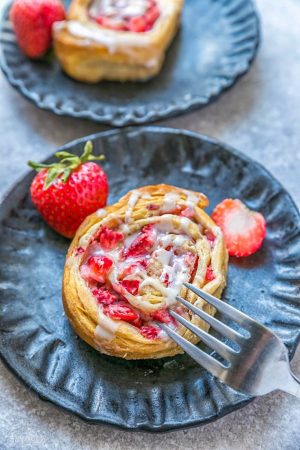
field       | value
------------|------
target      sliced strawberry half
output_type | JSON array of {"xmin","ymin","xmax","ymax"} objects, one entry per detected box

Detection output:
[
  {"xmin": 104, "ymin": 302, "xmax": 140, "ymax": 324},
  {"xmin": 119, "ymin": 279, "xmax": 140, "ymax": 296},
  {"xmin": 212, "ymin": 199, "xmax": 266, "ymax": 257},
  {"xmin": 140, "ymin": 325, "xmax": 159, "ymax": 340},
  {"xmin": 82, "ymin": 255, "xmax": 113, "ymax": 283},
  {"xmin": 97, "ymin": 225, "xmax": 124, "ymax": 250}
]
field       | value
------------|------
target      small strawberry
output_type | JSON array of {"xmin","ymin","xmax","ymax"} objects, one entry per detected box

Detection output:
[
  {"xmin": 140, "ymin": 325, "xmax": 159, "ymax": 340},
  {"xmin": 81, "ymin": 256, "xmax": 113, "ymax": 283},
  {"xmin": 212, "ymin": 199, "xmax": 266, "ymax": 257},
  {"xmin": 28, "ymin": 141, "xmax": 108, "ymax": 238},
  {"xmin": 104, "ymin": 303, "xmax": 140, "ymax": 324},
  {"xmin": 10, "ymin": 0, "xmax": 65, "ymax": 58}
]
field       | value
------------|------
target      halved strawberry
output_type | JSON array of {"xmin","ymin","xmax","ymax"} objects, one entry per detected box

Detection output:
[
  {"xmin": 140, "ymin": 325, "xmax": 159, "ymax": 340},
  {"xmin": 119, "ymin": 279, "xmax": 140, "ymax": 296},
  {"xmin": 212, "ymin": 199, "xmax": 266, "ymax": 257},
  {"xmin": 97, "ymin": 225, "xmax": 124, "ymax": 250},
  {"xmin": 104, "ymin": 302, "xmax": 140, "ymax": 323},
  {"xmin": 91, "ymin": 286, "xmax": 118, "ymax": 305},
  {"xmin": 82, "ymin": 255, "xmax": 113, "ymax": 283}
]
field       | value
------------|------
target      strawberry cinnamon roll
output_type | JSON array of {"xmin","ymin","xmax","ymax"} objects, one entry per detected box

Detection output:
[
  {"xmin": 53, "ymin": 0, "xmax": 183, "ymax": 82},
  {"xmin": 63, "ymin": 184, "xmax": 228, "ymax": 359}
]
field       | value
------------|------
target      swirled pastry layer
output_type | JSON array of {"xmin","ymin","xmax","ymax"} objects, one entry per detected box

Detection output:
[{"xmin": 63, "ymin": 184, "xmax": 228, "ymax": 359}]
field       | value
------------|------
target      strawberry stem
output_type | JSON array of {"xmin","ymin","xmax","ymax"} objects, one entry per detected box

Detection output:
[{"xmin": 28, "ymin": 141, "xmax": 105, "ymax": 189}]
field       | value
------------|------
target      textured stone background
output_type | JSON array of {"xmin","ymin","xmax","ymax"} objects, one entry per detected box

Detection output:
[{"xmin": 0, "ymin": 0, "xmax": 300, "ymax": 449}]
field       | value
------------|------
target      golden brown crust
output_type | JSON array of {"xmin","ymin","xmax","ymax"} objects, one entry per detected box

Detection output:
[
  {"xmin": 53, "ymin": 0, "xmax": 184, "ymax": 82},
  {"xmin": 62, "ymin": 184, "xmax": 228, "ymax": 359}
]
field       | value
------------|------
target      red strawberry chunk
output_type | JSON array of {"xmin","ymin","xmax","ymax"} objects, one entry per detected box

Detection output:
[
  {"xmin": 163, "ymin": 272, "xmax": 170, "ymax": 286},
  {"xmin": 180, "ymin": 207, "xmax": 195, "ymax": 218},
  {"xmin": 205, "ymin": 265, "xmax": 215, "ymax": 282},
  {"xmin": 140, "ymin": 325, "xmax": 159, "ymax": 340},
  {"xmin": 97, "ymin": 225, "xmax": 124, "ymax": 250},
  {"xmin": 151, "ymin": 308, "xmax": 174, "ymax": 324},
  {"xmin": 91, "ymin": 286, "xmax": 118, "ymax": 305},
  {"xmin": 146, "ymin": 203, "xmax": 160, "ymax": 211},
  {"xmin": 145, "ymin": 4, "xmax": 160, "ymax": 25},
  {"xmin": 104, "ymin": 303, "xmax": 140, "ymax": 323},
  {"xmin": 119, "ymin": 258, "xmax": 148, "ymax": 279},
  {"xmin": 75, "ymin": 246, "xmax": 85, "ymax": 256},
  {"xmin": 205, "ymin": 230, "xmax": 216, "ymax": 245},
  {"xmin": 83, "ymin": 255, "xmax": 113, "ymax": 283},
  {"xmin": 128, "ymin": 16, "xmax": 148, "ymax": 32},
  {"xmin": 125, "ymin": 225, "xmax": 156, "ymax": 258},
  {"xmin": 119, "ymin": 279, "xmax": 140, "ymax": 296},
  {"xmin": 212, "ymin": 199, "xmax": 266, "ymax": 257}
]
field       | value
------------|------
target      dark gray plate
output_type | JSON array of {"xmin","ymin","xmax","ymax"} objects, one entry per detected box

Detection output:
[
  {"xmin": 1, "ymin": 127, "xmax": 300, "ymax": 431},
  {"xmin": 0, "ymin": 0, "xmax": 259, "ymax": 126}
]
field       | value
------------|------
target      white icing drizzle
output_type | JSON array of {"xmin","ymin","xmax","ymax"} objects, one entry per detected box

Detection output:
[
  {"xmin": 90, "ymin": 0, "xmax": 147, "ymax": 18},
  {"xmin": 161, "ymin": 192, "xmax": 180, "ymax": 213},
  {"xmin": 159, "ymin": 234, "xmax": 189, "ymax": 248},
  {"xmin": 153, "ymin": 248, "xmax": 172, "ymax": 266},
  {"xmin": 95, "ymin": 308, "xmax": 120, "ymax": 341},
  {"xmin": 124, "ymin": 231, "xmax": 139, "ymax": 248},
  {"xmin": 125, "ymin": 190, "xmax": 140, "ymax": 224},
  {"xmin": 184, "ymin": 191, "xmax": 199, "ymax": 210},
  {"xmin": 96, "ymin": 208, "xmax": 107, "ymax": 217}
]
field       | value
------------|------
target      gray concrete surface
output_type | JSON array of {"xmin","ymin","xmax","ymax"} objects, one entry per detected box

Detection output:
[{"xmin": 0, "ymin": 0, "xmax": 300, "ymax": 448}]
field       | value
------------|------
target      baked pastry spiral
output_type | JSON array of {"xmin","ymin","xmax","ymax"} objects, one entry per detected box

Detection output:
[
  {"xmin": 53, "ymin": 0, "xmax": 183, "ymax": 82},
  {"xmin": 63, "ymin": 184, "xmax": 228, "ymax": 359}
]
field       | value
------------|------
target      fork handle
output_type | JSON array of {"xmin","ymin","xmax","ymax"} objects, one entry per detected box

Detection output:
[{"xmin": 280, "ymin": 370, "xmax": 300, "ymax": 399}]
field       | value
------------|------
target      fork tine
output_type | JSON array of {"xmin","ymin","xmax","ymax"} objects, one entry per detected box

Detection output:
[
  {"xmin": 159, "ymin": 323, "xmax": 226, "ymax": 378},
  {"xmin": 184, "ymin": 282, "xmax": 256, "ymax": 327},
  {"xmin": 176, "ymin": 295, "xmax": 245, "ymax": 343},
  {"xmin": 169, "ymin": 310, "xmax": 238, "ymax": 361}
]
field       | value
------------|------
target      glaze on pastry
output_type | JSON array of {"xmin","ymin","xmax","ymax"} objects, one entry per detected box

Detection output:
[
  {"xmin": 53, "ymin": 0, "xmax": 183, "ymax": 82},
  {"xmin": 63, "ymin": 184, "xmax": 228, "ymax": 359}
]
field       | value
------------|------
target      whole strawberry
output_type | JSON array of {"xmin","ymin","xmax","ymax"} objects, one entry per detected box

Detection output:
[
  {"xmin": 28, "ymin": 141, "xmax": 108, "ymax": 238},
  {"xmin": 10, "ymin": 0, "xmax": 65, "ymax": 58}
]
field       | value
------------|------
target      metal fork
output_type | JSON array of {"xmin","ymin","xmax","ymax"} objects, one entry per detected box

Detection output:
[{"xmin": 159, "ymin": 283, "xmax": 300, "ymax": 398}]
